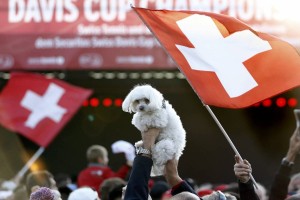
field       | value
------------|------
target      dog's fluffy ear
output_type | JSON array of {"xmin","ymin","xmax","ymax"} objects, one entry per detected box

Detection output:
[
  {"xmin": 122, "ymin": 91, "xmax": 134, "ymax": 113},
  {"xmin": 147, "ymin": 85, "xmax": 164, "ymax": 110}
]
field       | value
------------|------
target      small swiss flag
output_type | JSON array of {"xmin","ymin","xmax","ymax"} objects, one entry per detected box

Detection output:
[
  {"xmin": 133, "ymin": 7, "xmax": 300, "ymax": 108},
  {"xmin": 0, "ymin": 72, "xmax": 92, "ymax": 147}
]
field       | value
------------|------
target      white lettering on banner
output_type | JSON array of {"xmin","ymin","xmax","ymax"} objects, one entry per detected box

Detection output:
[
  {"xmin": 54, "ymin": 37, "xmax": 91, "ymax": 48},
  {"xmin": 116, "ymin": 55, "xmax": 154, "ymax": 64},
  {"xmin": 153, "ymin": 0, "xmax": 288, "ymax": 22},
  {"xmin": 34, "ymin": 36, "xmax": 158, "ymax": 49},
  {"xmin": 8, "ymin": 0, "xmax": 297, "ymax": 24},
  {"xmin": 77, "ymin": 24, "xmax": 102, "ymax": 35},
  {"xmin": 101, "ymin": 24, "xmax": 127, "ymax": 34},
  {"xmin": 77, "ymin": 24, "xmax": 150, "ymax": 35},
  {"xmin": 212, "ymin": 0, "xmax": 228, "ymax": 13},
  {"xmin": 236, "ymin": 0, "xmax": 254, "ymax": 21},
  {"xmin": 8, "ymin": 0, "xmax": 79, "ymax": 23},
  {"xmin": 83, "ymin": 0, "xmax": 131, "ymax": 22},
  {"xmin": 27, "ymin": 56, "xmax": 65, "ymax": 66},
  {"xmin": 175, "ymin": 14, "xmax": 272, "ymax": 98},
  {"xmin": 21, "ymin": 83, "xmax": 67, "ymax": 129}
]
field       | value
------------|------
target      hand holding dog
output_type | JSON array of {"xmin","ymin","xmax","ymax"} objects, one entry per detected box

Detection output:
[
  {"xmin": 141, "ymin": 128, "xmax": 160, "ymax": 151},
  {"xmin": 122, "ymin": 84, "xmax": 186, "ymax": 176}
]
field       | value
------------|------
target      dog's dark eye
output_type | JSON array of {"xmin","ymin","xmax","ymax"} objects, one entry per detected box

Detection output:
[
  {"xmin": 134, "ymin": 100, "xmax": 139, "ymax": 104},
  {"xmin": 144, "ymin": 99, "xmax": 150, "ymax": 104}
]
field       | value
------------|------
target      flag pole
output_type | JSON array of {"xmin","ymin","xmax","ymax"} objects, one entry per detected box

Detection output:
[
  {"xmin": 14, "ymin": 147, "xmax": 45, "ymax": 182},
  {"xmin": 204, "ymin": 104, "xmax": 258, "ymax": 188}
]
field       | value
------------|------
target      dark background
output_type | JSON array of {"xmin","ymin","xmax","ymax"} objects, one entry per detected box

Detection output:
[{"xmin": 0, "ymin": 70, "xmax": 299, "ymax": 190}]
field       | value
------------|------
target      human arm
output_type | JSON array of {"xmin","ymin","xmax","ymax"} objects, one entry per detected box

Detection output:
[
  {"xmin": 124, "ymin": 128, "xmax": 160, "ymax": 200},
  {"xmin": 234, "ymin": 155, "xmax": 260, "ymax": 200},
  {"xmin": 285, "ymin": 127, "xmax": 300, "ymax": 165},
  {"xmin": 269, "ymin": 127, "xmax": 300, "ymax": 200},
  {"xmin": 164, "ymin": 159, "xmax": 198, "ymax": 196}
]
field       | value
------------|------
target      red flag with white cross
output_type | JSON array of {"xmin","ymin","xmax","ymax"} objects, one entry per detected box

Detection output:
[
  {"xmin": 133, "ymin": 7, "xmax": 300, "ymax": 108},
  {"xmin": 0, "ymin": 72, "xmax": 92, "ymax": 147}
]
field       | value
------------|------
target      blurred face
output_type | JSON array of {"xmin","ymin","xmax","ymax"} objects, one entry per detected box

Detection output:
[
  {"xmin": 104, "ymin": 156, "xmax": 109, "ymax": 165},
  {"xmin": 50, "ymin": 177, "xmax": 58, "ymax": 190},
  {"xmin": 99, "ymin": 154, "xmax": 109, "ymax": 165},
  {"xmin": 102, "ymin": 149, "xmax": 109, "ymax": 165}
]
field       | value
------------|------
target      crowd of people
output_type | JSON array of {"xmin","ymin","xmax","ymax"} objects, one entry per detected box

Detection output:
[{"xmin": 1, "ymin": 124, "xmax": 300, "ymax": 200}]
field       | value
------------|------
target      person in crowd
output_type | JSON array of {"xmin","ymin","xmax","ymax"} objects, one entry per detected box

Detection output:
[
  {"xmin": 68, "ymin": 187, "xmax": 100, "ymax": 200},
  {"xmin": 150, "ymin": 180, "xmax": 170, "ymax": 200},
  {"xmin": 163, "ymin": 158, "xmax": 198, "ymax": 198},
  {"xmin": 254, "ymin": 182, "xmax": 268, "ymax": 200},
  {"xmin": 269, "ymin": 125, "xmax": 300, "ymax": 200},
  {"xmin": 77, "ymin": 144, "xmax": 132, "ymax": 196},
  {"xmin": 124, "ymin": 128, "xmax": 259, "ymax": 200},
  {"xmin": 286, "ymin": 193, "xmax": 300, "ymax": 200},
  {"xmin": 202, "ymin": 190, "xmax": 237, "ymax": 200},
  {"xmin": 123, "ymin": 128, "xmax": 192, "ymax": 200},
  {"xmin": 184, "ymin": 177, "xmax": 198, "ymax": 191},
  {"xmin": 29, "ymin": 186, "xmax": 61, "ymax": 200},
  {"xmin": 54, "ymin": 173, "xmax": 77, "ymax": 200},
  {"xmin": 26, "ymin": 170, "xmax": 59, "ymax": 197},
  {"xmin": 233, "ymin": 155, "xmax": 260, "ymax": 200},
  {"xmin": 289, "ymin": 173, "xmax": 300, "ymax": 195},
  {"xmin": 100, "ymin": 177, "xmax": 127, "ymax": 200},
  {"xmin": 6, "ymin": 185, "xmax": 27, "ymax": 200}
]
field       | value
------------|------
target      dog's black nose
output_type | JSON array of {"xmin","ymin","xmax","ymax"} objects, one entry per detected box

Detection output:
[{"xmin": 139, "ymin": 105, "xmax": 145, "ymax": 111}]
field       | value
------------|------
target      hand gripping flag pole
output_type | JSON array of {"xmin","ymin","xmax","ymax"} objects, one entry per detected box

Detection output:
[{"xmin": 204, "ymin": 104, "xmax": 258, "ymax": 188}]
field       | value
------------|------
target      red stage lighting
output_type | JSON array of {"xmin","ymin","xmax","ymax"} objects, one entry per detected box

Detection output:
[
  {"xmin": 114, "ymin": 98, "xmax": 123, "ymax": 107},
  {"xmin": 82, "ymin": 100, "xmax": 89, "ymax": 107},
  {"xmin": 276, "ymin": 97, "xmax": 286, "ymax": 108},
  {"xmin": 90, "ymin": 98, "xmax": 100, "ymax": 107},
  {"xmin": 262, "ymin": 99, "xmax": 272, "ymax": 107},
  {"xmin": 103, "ymin": 98, "xmax": 112, "ymax": 107},
  {"xmin": 288, "ymin": 98, "xmax": 298, "ymax": 107}
]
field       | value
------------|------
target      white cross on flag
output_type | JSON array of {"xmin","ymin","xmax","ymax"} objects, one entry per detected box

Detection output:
[
  {"xmin": 133, "ymin": 7, "xmax": 300, "ymax": 108},
  {"xmin": 0, "ymin": 72, "xmax": 92, "ymax": 147}
]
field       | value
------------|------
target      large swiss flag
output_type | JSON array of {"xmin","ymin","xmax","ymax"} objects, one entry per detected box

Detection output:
[
  {"xmin": 0, "ymin": 72, "xmax": 92, "ymax": 147},
  {"xmin": 133, "ymin": 7, "xmax": 300, "ymax": 108}
]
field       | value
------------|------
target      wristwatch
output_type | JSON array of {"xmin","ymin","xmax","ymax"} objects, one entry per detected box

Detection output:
[
  {"xmin": 136, "ymin": 146, "xmax": 151, "ymax": 156},
  {"xmin": 281, "ymin": 157, "xmax": 294, "ymax": 167}
]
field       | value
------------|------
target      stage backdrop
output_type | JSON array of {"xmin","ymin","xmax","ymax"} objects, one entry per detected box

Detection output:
[{"xmin": 0, "ymin": 0, "xmax": 299, "ymax": 70}]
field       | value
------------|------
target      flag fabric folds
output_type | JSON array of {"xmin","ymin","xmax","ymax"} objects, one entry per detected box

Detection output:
[
  {"xmin": 0, "ymin": 72, "xmax": 92, "ymax": 147},
  {"xmin": 133, "ymin": 7, "xmax": 300, "ymax": 108}
]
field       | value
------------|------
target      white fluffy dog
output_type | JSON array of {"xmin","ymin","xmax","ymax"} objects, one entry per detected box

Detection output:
[{"xmin": 122, "ymin": 84, "xmax": 186, "ymax": 176}]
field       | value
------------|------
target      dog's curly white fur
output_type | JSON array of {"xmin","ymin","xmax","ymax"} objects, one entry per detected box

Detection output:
[{"xmin": 122, "ymin": 84, "xmax": 186, "ymax": 176}]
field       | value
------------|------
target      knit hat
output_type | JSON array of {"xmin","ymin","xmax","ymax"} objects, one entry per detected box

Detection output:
[
  {"xmin": 30, "ymin": 187, "xmax": 55, "ymax": 200},
  {"xmin": 68, "ymin": 187, "xmax": 98, "ymax": 200}
]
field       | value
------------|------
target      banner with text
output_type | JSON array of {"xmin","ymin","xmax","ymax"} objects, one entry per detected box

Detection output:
[{"xmin": 0, "ymin": 0, "xmax": 299, "ymax": 70}]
